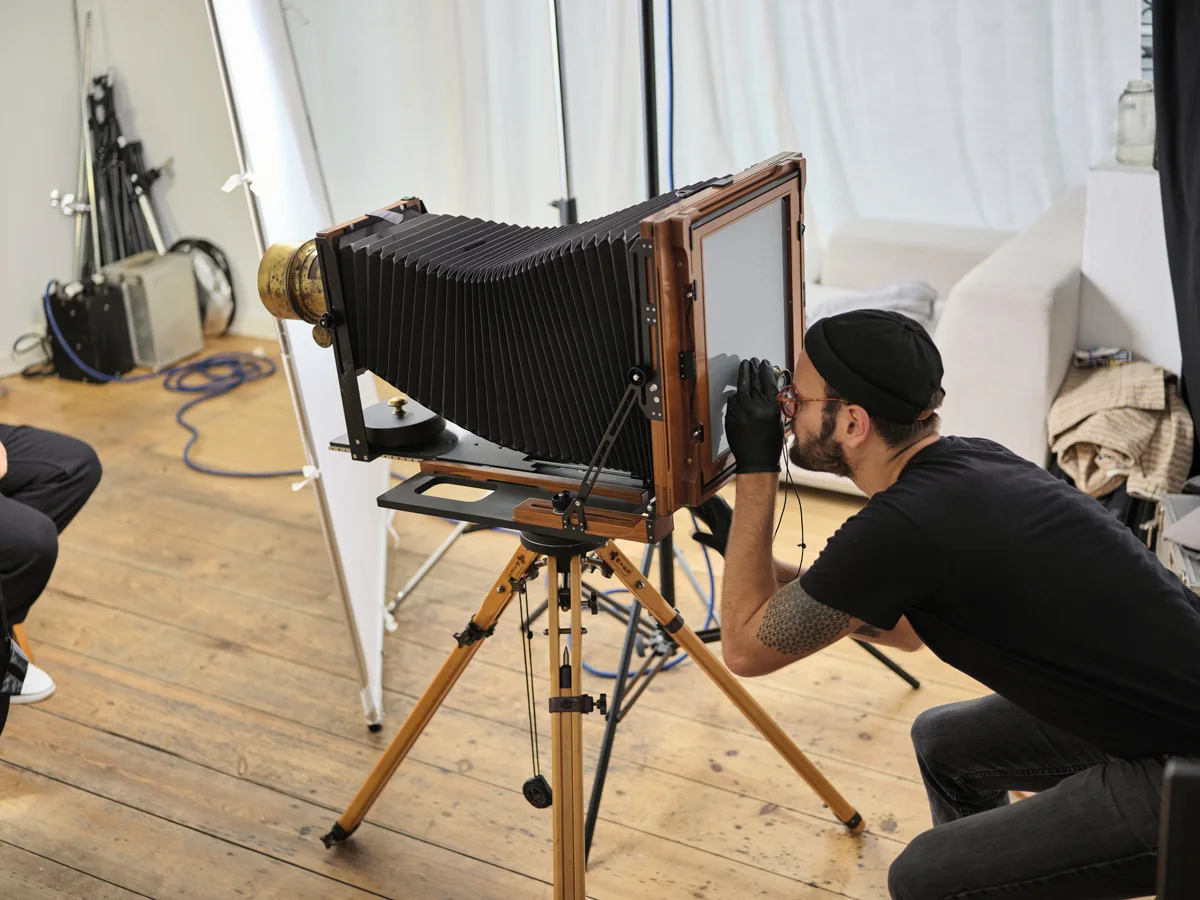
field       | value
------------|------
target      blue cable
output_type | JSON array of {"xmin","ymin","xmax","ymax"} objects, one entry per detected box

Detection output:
[
  {"xmin": 578, "ymin": 511, "xmax": 717, "ymax": 679},
  {"xmin": 43, "ymin": 282, "xmax": 303, "ymax": 479}
]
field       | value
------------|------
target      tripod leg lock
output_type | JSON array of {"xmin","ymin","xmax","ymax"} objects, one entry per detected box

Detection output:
[
  {"xmin": 549, "ymin": 693, "xmax": 607, "ymax": 716},
  {"xmin": 454, "ymin": 618, "xmax": 495, "ymax": 648},
  {"xmin": 320, "ymin": 821, "xmax": 358, "ymax": 848}
]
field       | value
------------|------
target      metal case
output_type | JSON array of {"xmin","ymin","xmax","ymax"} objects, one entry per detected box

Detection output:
[{"xmin": 102, "ymin": 250, "xmax": 204, "ymax": 370}]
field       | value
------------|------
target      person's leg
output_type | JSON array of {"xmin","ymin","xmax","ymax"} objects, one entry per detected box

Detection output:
[
  {"xmin": 888, "ymin": 755, "xmax": 1163, "ymax": 900},
  {"xmin": 910, "ymin": 694, "xmax": 1112, "ymax": 825},
  {"xmin": 0, "ymin": 496, "xmax": 59, "ymax": 625},
  {"xmin": 0, "ymin": 424, "xmax": 102, "ymax": 533}
]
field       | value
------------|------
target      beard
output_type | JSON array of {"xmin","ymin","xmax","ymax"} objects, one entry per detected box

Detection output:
[{"xmin": 788, "ymin": 411, "xmax": 853, "ymax": 478}]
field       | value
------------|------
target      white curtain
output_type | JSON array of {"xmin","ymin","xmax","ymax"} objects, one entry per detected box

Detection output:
[
  {"xmin": 283, "ymin": 0, "xmax": 562, "ymax": 226},
  {"xmin": 282, "ymin": 0, "xmax": 1140, "ymax": 244},
  {"xmin": 668, "ymin": 0, "xmax": 1141, "ymax": 245}
]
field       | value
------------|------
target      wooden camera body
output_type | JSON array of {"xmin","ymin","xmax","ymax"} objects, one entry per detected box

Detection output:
[
  {"xmin": 259, "ymin": 153, "xmax": 805, "ymax": 543},
  {"xmin": 642, "ymin": 152, "xmax": 805, "ymax": 514}
]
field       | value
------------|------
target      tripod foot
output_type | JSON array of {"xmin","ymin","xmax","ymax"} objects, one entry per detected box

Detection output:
[
  {"xmin": 367, "ymin": 722, "xmax": 383, "ymax": 733},
  {"xmin": 842, "ymin": 811, "xmax": 864, "ymax": 834},
  {"xmin": 320, "ymin": 822, "xmax": 357, "ymax": 849}
]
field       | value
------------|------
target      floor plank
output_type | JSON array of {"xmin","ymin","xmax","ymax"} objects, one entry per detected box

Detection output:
[
  {"xmin": 4, "ymin": 707, "xmax": 548, "ymax": 900},
  {"xmin": 0, "ymin": 764, "xmax": 385, "ymax": 899},
  {"xmin": 0, "ymin": 842, "xmax": 148, "ymax": 900}
]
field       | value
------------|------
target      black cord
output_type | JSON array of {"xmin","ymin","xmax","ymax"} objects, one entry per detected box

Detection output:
[
  {"xmin": 13, "ymin": 331, "xmax": 54, "ymax": 379},
  {"xmin": 777, "ymin": 455, "xmax": 808, "ymax": 582},
  {"xmin": 516, "ymin": 578, "xmax": 542, "ymax": 778}
]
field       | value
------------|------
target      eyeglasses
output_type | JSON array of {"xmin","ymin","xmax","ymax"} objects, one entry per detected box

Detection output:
[{"xmin": 777, "ymin": 385, "xmax": 848, "ymax": 419}]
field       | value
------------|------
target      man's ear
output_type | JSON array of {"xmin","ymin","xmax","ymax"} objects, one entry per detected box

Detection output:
[{"xmin": 842, "ymin": 404, "xmax": 872, "ymax": 448}]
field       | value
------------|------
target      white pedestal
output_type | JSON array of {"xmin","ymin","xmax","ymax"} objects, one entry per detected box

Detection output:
[{"xmin": 1079, "ymin": 160, "xmax": 1180, "ymax": 374}]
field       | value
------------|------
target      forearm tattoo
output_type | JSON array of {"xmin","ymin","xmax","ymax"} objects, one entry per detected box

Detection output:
[{"xmin": 755, "ymin": 581, "xmax": 851, "ymax": 657}]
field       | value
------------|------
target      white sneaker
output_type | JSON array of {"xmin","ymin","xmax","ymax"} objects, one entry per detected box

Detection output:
[{"xmin": 11, "ymin": 662, "xmax": 56, "ymax": 704}]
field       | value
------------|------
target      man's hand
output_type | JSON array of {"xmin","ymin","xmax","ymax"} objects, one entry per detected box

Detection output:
[
  {"xmin": 725, "ymin": 358, "xmax": 784, "ymax": 474},
  {"xmin": 690, "ymin": 494, "xmax": 733, "ymax": 556}
]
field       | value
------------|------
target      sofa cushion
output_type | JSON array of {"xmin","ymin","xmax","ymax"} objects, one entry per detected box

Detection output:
[
  {"xmin": 820, "ymin": 219, "xmax": 1012, "ymax": 304},
  {"xmin": 806, "ymin": 281, "xmax": 939, "ymax": 335}
]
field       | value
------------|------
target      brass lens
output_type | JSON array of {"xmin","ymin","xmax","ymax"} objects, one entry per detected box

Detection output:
[{"xmin": 258, "ymin": 240, "xmax": 327, "ymax": 324}]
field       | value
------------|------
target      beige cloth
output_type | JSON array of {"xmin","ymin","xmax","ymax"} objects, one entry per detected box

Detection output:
[{"xmin": 1047, "ymin": 362, "xmax": 1193, "ymax": 500}]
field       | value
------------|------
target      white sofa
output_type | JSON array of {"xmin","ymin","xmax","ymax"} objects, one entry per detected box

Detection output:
[{"xmin": 785, "ymin": 187, "xmax": 1088, "ymax": 495}]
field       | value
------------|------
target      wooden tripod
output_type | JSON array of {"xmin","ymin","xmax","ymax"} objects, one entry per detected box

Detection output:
[{"xmin": 321, "ymin": 536, "xmax": 863, "ymax": 898}]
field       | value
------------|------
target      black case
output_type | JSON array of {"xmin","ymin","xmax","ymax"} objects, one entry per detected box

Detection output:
[
  {"xmin": 47, "ymin": 281, "xmax": 136, "ymax": 382},
  {"xmin": 1159, "ymin": 758, "xmax": 1200, "ymax": 898}
]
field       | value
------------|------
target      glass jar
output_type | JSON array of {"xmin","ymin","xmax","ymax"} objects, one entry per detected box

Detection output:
[{"xmin": 1116, "ymin": 79, "xmax": 1155, "ymax": 167}]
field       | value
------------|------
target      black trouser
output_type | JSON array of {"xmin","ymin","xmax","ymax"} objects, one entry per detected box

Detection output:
[
  {"xmin": 0, "ymin": 424, "xmax": 102, "ymax": 627},
  {"xmin": 889, "ymin": 694, "xmax": 1166, "ymax": 899}
]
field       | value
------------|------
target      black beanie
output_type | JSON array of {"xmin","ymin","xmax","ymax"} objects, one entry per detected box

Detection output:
[{"xmin": 805, "ymin": 310, "xmax": 944, "ymax": 424}]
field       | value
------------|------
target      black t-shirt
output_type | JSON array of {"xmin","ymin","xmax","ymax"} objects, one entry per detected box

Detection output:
[{"xmin": 800, "ymin": 436, "xmax": 1200, "ymax": 758}]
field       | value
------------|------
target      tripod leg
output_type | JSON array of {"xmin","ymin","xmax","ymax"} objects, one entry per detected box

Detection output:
[
  {"xmin": 321, "ymin": 545, "xmax": 538, "ymax": 848},
  {"xmin": 546, "ymin": 557, "xmax": 566, "ymax": 895},
  {"xmin": 568, "ymin": 556, "xmax": 586, "ymax": 893},
  {"xmin": 600, "ymin": 540, "xmax": 864, "ymax": 834},
  {"xmin": 853, "ymin": 639, "xmax": 920, "ymax": 689},
  {"xmin": 546, "ymin": 556, "xmax": 587, "ymax": 899}
]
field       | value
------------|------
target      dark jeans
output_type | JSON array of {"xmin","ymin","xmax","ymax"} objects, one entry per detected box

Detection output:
[
  {"xmin": 0, "ymin": 424, "xmax": 102, "ymax": 626},
  {"xmin": 889, "ymin": 694, "xmax": 1163, "ymax": 900}
]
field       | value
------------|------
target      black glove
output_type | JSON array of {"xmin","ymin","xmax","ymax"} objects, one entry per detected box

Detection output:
[
  {"xmin": 689, "ymin": 495, "xmax": 733, "ymax": 557},
  {"xmin": 724, "ymin": 358, "xmax": 784, "ymax": 474}
]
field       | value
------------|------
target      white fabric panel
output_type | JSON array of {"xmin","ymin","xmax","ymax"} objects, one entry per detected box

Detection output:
[
  {"xmin": 213, "ymin": 0, "xmax": 389, "ymax": 723},
  {"xmin": 669, "ymin": 1, "xmax": 1140, "ymax": 239}
]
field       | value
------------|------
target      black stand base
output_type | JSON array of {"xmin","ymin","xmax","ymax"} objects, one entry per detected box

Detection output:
[{"xmin": 854, "ymin": 638, "xmax": 920, "ymax": 689}]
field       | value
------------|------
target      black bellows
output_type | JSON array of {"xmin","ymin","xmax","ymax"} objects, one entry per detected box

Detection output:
[{"xmin": 332, "ymin": 184, "xmax": 714, "ymax": 479}]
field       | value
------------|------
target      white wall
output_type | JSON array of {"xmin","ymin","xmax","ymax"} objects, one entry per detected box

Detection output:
[
  {"xmin": 0, "ymin": 1, "xmax": 80, "ymax": 376},
  {"xmin": 0, "ymin": 0, "xmax": 277, "ymax": 375}
]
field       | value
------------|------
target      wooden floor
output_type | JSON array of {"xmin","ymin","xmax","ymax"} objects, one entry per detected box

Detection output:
[{"xmin": 0, "ymin": 336, "xmax": 988, "ymax": 899}]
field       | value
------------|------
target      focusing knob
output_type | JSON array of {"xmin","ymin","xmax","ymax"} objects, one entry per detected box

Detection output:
[{"xmin": 551, "ymin": 491, "xmax": 573, "ymax": 514}]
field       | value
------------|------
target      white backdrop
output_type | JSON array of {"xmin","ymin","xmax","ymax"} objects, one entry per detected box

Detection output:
[
  {"xmin": 283, "ymin": 0, "xmax": 1139, "ymax": 249},
  {"xmin": 211, "ymin": 0, "xmax": 389, "ymax": 726}
]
